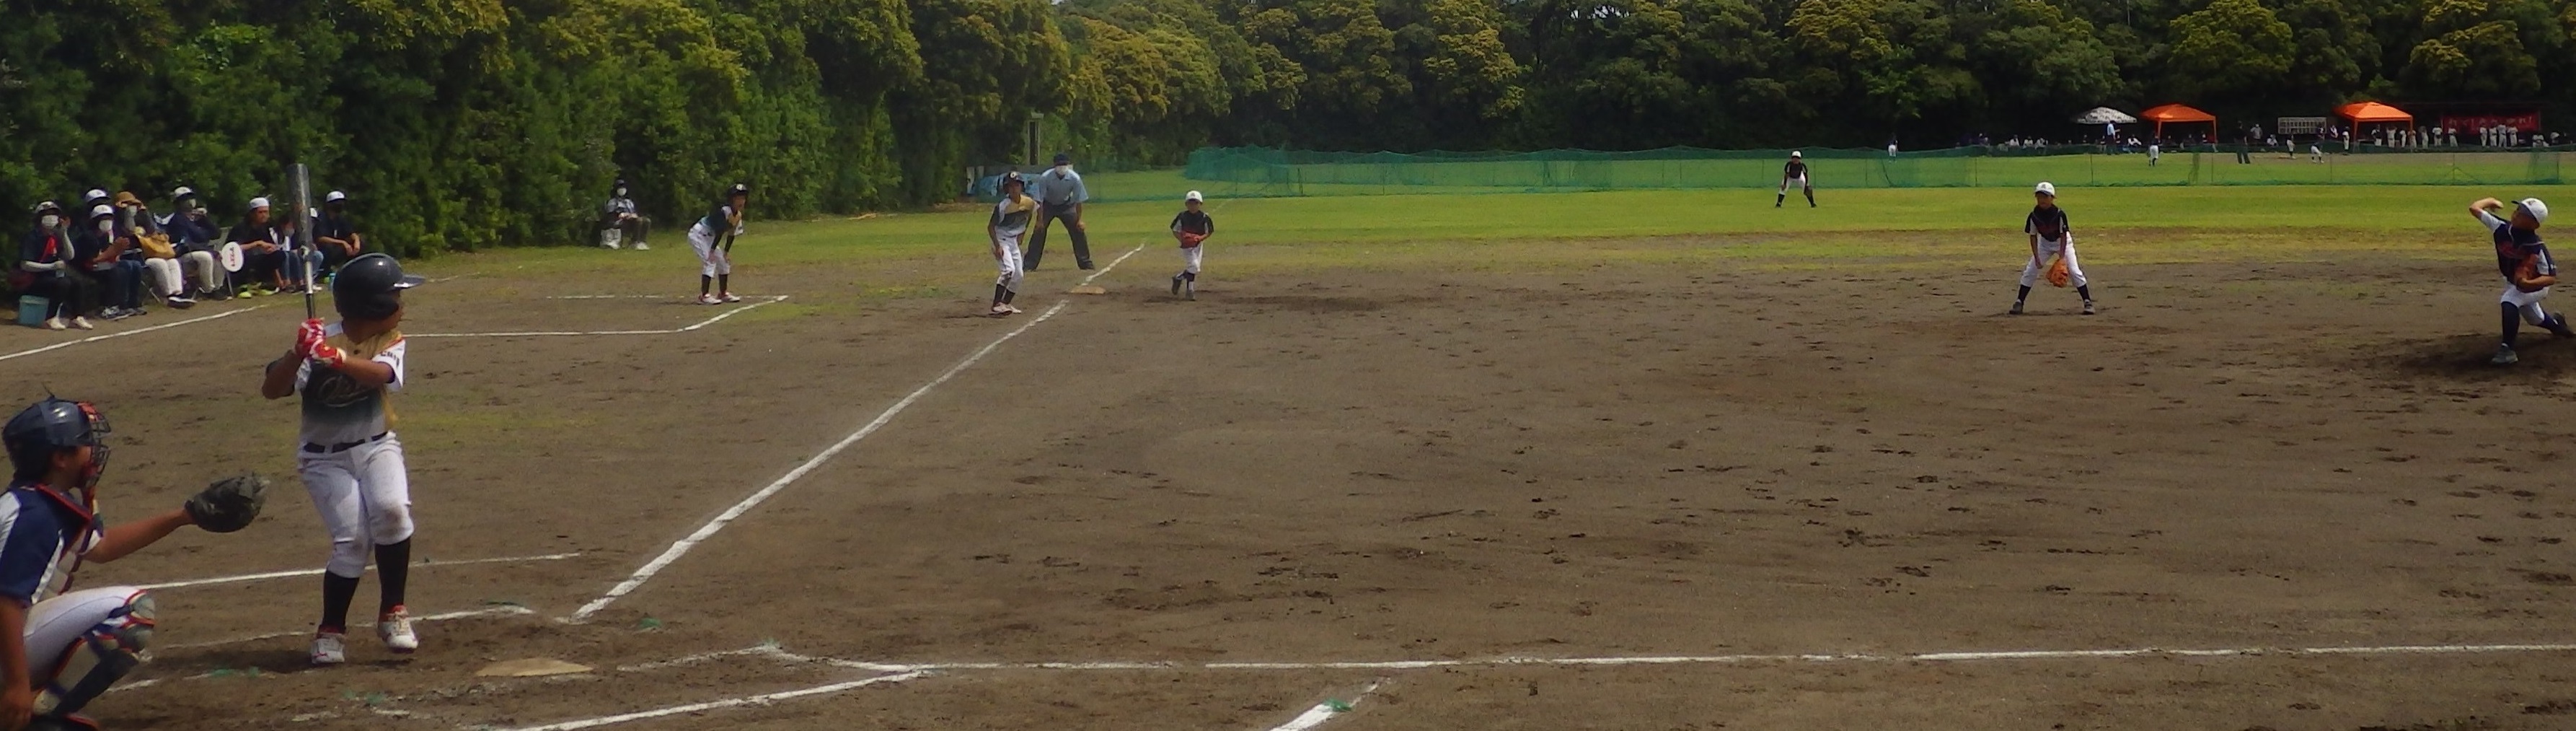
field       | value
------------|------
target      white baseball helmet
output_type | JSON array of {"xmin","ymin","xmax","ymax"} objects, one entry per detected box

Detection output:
[{"xmin": 2520, "ymin": 198, "xmax": 2549, "ymax": 225}]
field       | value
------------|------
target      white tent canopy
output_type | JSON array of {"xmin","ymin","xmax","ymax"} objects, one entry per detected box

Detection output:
[{"xmin": 2071, "ymin": 107, "xmax": 2139, "ymax": 124}]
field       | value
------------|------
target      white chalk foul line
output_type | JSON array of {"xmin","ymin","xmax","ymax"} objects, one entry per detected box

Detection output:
[
  {"xmin": 1266, "ymin": 682, "xmax": 1382, "ymax": 731},
  {"xmin": 490, "ymin": 671, "xmax": 925, "ymax": 731},
  {"xmin": 0, "ymin": 303, "xmax": 275, "ymax": 363},
  {"xmin": 568, "ymin": 299, "xmax": 1072, "ymax": 621},
  {"xmin": 155, "ymin": 605, "xmax": 534, "ymax": 652},
  {"xmin": 825, "ymin": 641, "xmax": 2576, "ymax": 673},
  {"xmin": 135, "ymin": 551, "xmax": 581, "ymax": 590},
  {"xmin": 1078, "ymin": 243, "xmax": 1148, "ymax": 287},
  {"xmin": 410, "ymin": 296, "xmax": 787, "ymax": 338}
]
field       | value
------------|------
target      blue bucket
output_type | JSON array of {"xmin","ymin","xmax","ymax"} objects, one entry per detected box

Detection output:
[{"xmin": 16, "ymin": 295, "xmax": 48, "ymax": 328}]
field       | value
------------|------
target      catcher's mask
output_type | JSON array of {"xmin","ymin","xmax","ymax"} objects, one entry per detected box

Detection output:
[{"xmin": 3, "ymin": 399, "xmax": 111, "ymax": 502}]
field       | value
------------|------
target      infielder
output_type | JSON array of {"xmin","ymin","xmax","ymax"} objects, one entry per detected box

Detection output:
[
  {"xmin": 2474, "ymin": 196, "xmax": 2572, "ymax": 365},
  {"xmin": 1777, "ymin": 151, "xmax": 1814, "ymax": 208},
  {"xmin": 987, "ymin": 172, "xmax": 1036, "ymax": 317},
  {"xmin": 1170, "ymin": 191, "xmax": 1214, "ymax": 300},
  {"xmin": 689, "ymin": 184, "xmax": 748, "ymax": 305},
  {"xmin": 0, "ymin": 398, "xmax": 266, "ymax": 731},
  {"xmin": 2012, "ymin": 182, "xmax": 2096, "ymax": 315},
  {"xmin": 258, "ymin": 253, "xmax": 425, "ymax": 665}
]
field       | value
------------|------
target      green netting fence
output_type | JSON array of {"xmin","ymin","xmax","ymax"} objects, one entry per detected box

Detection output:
[{"xmin": 1179, "ymin": 145, "xmax": 2573, "ymax": 198}]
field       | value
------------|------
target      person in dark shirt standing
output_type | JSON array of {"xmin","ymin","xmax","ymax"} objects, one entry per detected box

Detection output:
[
  {"xmin": 1169, "ymin": 191, "xmax": 1214, "ymax": 301},
  {"xmin": 2011, "ymin": 182, "xmax": 2095, "ymax": 315},
  {"xmin": 1777, "ymin": 151, "xmax": 1814, "ymax": 208}
]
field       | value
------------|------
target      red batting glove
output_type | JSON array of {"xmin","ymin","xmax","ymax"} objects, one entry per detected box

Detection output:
[
  {"xmin": 306, "ymin": 341, "xmax": 348, "ymax": 369},
  {"xmin": 296, "ymin": 318, "xmax": 327, "ymax": 354}
]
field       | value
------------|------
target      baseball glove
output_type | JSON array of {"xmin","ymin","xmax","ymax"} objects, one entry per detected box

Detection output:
[
  {"xmin": 2517, "ymin": 256, "xmax": 2551, "ymax": 292},
  {"xmin": 2045, "ymin": 256, "xmax": 2071, "ymax": 288},
  {"xmin": 1178, "ymin": 232, "xmax": 1207, "ymax": 248},
  {"xmin": 184, "ymin": 473, "xmax": 269, "ymax": 533}
]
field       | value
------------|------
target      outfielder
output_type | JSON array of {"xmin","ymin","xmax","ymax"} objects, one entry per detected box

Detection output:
[
  {"xmin": 2474, "ymin": 196, "xmax": 2572, "ymax": 365},
  {"xmin": 1777, "ymin": 151, "xmax": 1814, "ymax": 208},
  {"xmin": 257, "ymin": 253, "xmax": 425, "ymax": 665},
  {"xmin": 689, "ymin": 184, "xmax": 748, "ymax": 305},
  {"xmin": 0, "ymin": 398, "xmax": 267, "ymax": 731},
  {"xmin": 2012, "ymin": 182, "xmax": 2096, "ymax": 315},
  {"xmin": 1170, "ymin": 191, "xmax": 1214, "ymax": 300},
  {"xmin": 987, "ymin": 172, "xmax": 1036, "ymax": 317}
]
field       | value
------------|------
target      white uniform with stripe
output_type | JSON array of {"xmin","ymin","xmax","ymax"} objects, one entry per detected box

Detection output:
[
  {"xmin": 0, "ymin": 481, "xmax": 153, "ymax": 717},
  {"xmin": 991, "ymin": 193, "xmax": 1036, "ymax": 292},
  {"xmin": 296, "ymin": 324, "xmax": 414, "ymax": 579},
  {"xmin": 689, "ymin": 203, "xmax": 741, "ymax": 277},
  {"xmin": 2019, "ymin": 205, "xmax": 2087, "ymax": 288}
]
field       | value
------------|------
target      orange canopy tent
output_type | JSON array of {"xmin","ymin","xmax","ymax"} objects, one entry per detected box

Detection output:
[
  {"xmin": 2140, "ymin": 103, "xmax": 2218, "ymax": 140},
  {"xmin": 2338, "ymin": 101, "xmax": 2413, "ymax": 144}
]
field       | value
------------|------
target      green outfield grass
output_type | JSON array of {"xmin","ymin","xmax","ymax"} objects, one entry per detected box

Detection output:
[{"xmin": 439, "ymin": 183, "xmax": 2572, "ymax": 279}]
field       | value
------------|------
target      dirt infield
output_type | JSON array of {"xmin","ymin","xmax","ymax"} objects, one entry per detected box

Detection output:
[{"xmin": 8, "ymin": 239, "xmax": 2576, "ymax": 730}]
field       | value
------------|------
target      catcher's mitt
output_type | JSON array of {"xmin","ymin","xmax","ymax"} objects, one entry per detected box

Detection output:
[
  {"xmin": 2045, "ymin": 256, "xmax": 2071, "ymax": 288},
  {"xmin": 185, "ymin": 473, "xmax": 269, "ymax": 533}
]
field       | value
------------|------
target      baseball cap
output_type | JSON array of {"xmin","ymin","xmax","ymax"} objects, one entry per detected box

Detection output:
[
  {"xmin": 170, "ymin": 185, "xmax": 195, "ymax": 200},
  {"xmin": 30, "ymin": 201, "xmax": 61, "ymax": 215},
  {"xmin": 1053, "ymin": 152, "xmax": 1072, "ymax": 165},
  {"xmin": 2034, "ymin": 182, "xmax": 2057, "ymax": 196},
  {"xmin": 82, "ymin": 189, "xmax": 107, "ymax": 203},
  {"xmin": 1789, "ymin": 150, "xmax": 1802, "ymax": 158},
  {"xmin": 325, "ymin": 191, "xmax": 347, "ymax": 203},
  {"xmin": 1184, "ymin": 191, "xmax": 1203, "ymax": 203},
  {"xmin": 248, "ymin": 197, "xmax": 270, "ymax": 211},
  {"xmin": 2521, "ymin": 198, "xmax": 2550, "ymax": 225},
  {"xmin": 87, "ymin": 204, "xmax": 112, "ymax": 219}
]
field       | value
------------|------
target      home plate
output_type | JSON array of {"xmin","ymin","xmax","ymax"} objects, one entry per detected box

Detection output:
[
  {"xmin": 475, "ymin": 658, "xmax": 593, "ymax": 677},
  {"xmin": 1067, "ymin": 285, "xmax": 1108, "ymax": 295}
]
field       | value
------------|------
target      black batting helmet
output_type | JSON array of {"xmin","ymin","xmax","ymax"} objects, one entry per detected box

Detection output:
[
  {"xmin": 332, "ymin": 253, "xmax": 425, "ymax": 320},
  {"xmin": 727, "ymin": 183, "xmax": 749, "ymax": 198},
  {"xmin": 4, "ymin": 398, "xmax": 110, "ymax": 481}
]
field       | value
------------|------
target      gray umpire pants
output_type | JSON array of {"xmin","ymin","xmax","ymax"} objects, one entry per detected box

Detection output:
[{"xmin": 1024, "ymin": 203, "xmax": 1091, "ymax": 270}]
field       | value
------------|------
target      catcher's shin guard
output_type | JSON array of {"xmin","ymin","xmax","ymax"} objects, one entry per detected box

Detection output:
[{"xmin": 39, "ymin": 591, "xmax": 154, "ymax": 718}]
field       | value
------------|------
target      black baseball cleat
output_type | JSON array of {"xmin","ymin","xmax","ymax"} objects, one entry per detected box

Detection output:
[
  {"xmin": 2493, "ymin": 344, "xmax": 2520, "ymax": 365},
  {"xmin": 2081, "ymin": 300, "xmax": 2096, "ymax": 315},
  {"xmin": 2008, "ymin": 301, "xmax": 2024, "ymax": 315},
  {"xmin": 1170, "ymin": 276, "xmax": 1183, "ymax": 297},
  {"xmin": 1078, "ymin": 263, "xmax": 1095, "ymax": 271}
]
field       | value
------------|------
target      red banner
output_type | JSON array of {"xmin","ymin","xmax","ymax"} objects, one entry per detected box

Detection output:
[{"xmin": 2441, "ymin": 113, "xmax": 2541, "ymax": 132}]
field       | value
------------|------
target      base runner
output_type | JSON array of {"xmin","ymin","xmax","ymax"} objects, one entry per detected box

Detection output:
[
  {"xmin": 258, "ymin": 253, "xmax": 425, "ymax": 665},
  {"xmin": 2474, "ymin": 196, "xmax": 2573, "ymax": 365},
  {"xmin": 987, "ymin": 172, "xmax": 1036, "ymax": 317},
  {"xmin": 690, "ymin": 184, "xmax": 748, "ymax": 305}
]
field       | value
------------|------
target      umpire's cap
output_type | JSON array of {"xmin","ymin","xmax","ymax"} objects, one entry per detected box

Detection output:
[
  {"xmin": 332, "ymin": 253, "xmax": 425, "ymax": 320},
  {"xmin": 4, "ymin": 398, "xmax": 109, "ymax": 480}
]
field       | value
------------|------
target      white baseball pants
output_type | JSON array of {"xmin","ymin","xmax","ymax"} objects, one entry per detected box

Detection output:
[
  {"xmin": 141, "ymin": 258, "xmax": 182, "ymax": 297},
  {"xmin": 300, "ymin": 436, "xmax": 415, "ymax": 578},
  {"xmin": 994, "ymin": 232, "xmax": 1025, "ymax": 292},
  {"xmin": 1179, "ymin": 245, "xmax": 1203, "ymax": 276},
  {"xmin": 177, "ymin": 252, "xmax": 222, "ymax": 292},
  {"xmin": 2019, "ymin": 237, "xmax": 2088, "ymax": 288},
  {"xmin": 2503, "ymin": 280, "xmax": 2555, "ymax": 323},
  {"xmin": 25, "ymin": 587, "xmax": 146, "ymax": 671},
  {"xmin": 689, "ymin": 228, "xmax": 731, "ymax": 277}
]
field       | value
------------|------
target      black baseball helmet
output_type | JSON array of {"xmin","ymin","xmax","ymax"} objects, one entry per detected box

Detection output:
[
  {"xmin": 1000, "ymin": 171, "xmax": 1025, "ymax": 188},
  {"xmin": 332, "ymin": 253, "xmax": 425, "ymax": 320},
  {"xmin": 727, "ymin": 183, "xmax": 749, "ymax": 198},
  {"xmin": 4, "ymin": 398, "xmax": 110, "ymax": 481}
]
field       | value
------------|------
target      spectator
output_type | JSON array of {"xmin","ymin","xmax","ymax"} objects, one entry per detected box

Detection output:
[
  {"xmin": 162, "ymin": 188, "xmax": 226, "ymax": 300},
  {"xmin": 72, "ymin": 203, "xmax": 146, "ymax": 320},
  {"xmin": 314, "ymin": 191, "xmax": 365, "ymax": 268},
  {"xmin": 14, "ymin": 201, "xmax": 93, "ymax": 330},
  {"xmin": 275, "ymin": 208, "xmax": 320, "ymax": 294},
  {"xmin": 226, "ymin": 198, "xmax": 283, "ymax": 296},
  {"xmin": 113, "ymin": 192, "xmax": 191, "ymax": 309},
  {"xmin": 599, "ymin": 180, "xmax": 648, "ymax": 250}
]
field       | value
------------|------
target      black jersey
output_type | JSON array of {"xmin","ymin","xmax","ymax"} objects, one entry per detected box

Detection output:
[{"xmin": 2025, "ymin": 206, "xmax": 2070, "ymax": 243}]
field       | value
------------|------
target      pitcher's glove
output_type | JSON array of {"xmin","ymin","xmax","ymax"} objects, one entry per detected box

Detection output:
[
  {"xmin": 2045, "ymin": 257, "xmax": 2072, "ymax": 288},
  {"xmin": 185, "ymin": 473, "xmax": 270, "ymax": 533}
]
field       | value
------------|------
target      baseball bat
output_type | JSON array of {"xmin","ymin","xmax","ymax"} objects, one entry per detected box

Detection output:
[{"xmin": 292, "ymin": 164, "xmax": 316, "ymax": 319}]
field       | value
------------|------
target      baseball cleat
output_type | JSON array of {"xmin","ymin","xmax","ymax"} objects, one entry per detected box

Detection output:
[
  {"xmin": 68, "ymin": 317, "xmax": 92, "ymax": 331},
  {"xmin": 2493, "ymin": 344, "xmax": 2520, "ymax": 365},
  {"xmin": 1184, "ymin": 282, "xmax": 1196, "ymax": 300},
  {"xmin": 990, "ymin": 305, "xmax": 1013, "ymax": 317},
  {"xmin": 1171, "ymin": 276, "xmax": 1183, "ymax": 297},
  {"xmin": 379, "ymin": 606, "xmax": 418, "ymax": 653},
  {"xmin": 696, "ymin": 294, "xmax": 720, "ymax": 305},
  {"xmin": 2082, "ymin": 300, "xmax": 2096, "ymax": 315},
  {"xmin": 720, "ymin": 292, "xmax": 742, "ymax": 303},
  {"xmin": 167, "ymin": 296, "xmax": 195, "ymax": 310},
  {"xmin": 2008, "ymin": 301, "xmax": 2024, "ymax": 315},
  {"xmin": 1005, "ymin": 303, "xmax": 1024, "ymax": 314},
  {"xmin": 311, "ymin": 631, "xmax": 348, "ymax": 665}
]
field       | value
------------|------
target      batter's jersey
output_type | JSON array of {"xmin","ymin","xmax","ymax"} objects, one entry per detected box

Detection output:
[
  {"xmin": 2026, "ymin": 206, "xmax": 2071, "ymax": 243},
  {"xmin": 2482, "ymin": 210, "xmax": 2552, "ymax": 278},
  {"xmin": 0, "ymin": 482, "xmax": 100, "ymax": 606},
  {"xmin": 296, "ymin": 323, "xmax": 409, "ymax": 446}
]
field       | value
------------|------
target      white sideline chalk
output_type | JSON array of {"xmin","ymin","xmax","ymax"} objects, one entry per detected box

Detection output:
[
  {"xmin": 0, "ymin": 304, "xmax": 274, "ymax": 363},
  {"xmin": 159, "ymin": 605, "xmax": 533, "ymax": 652},
  {"xmin": 1265, "ymin": 682, "xmax": 1381, "ymax": 731},
  {"xmin": 136, "ymin": 551, "xmax": 581, "ymax": 590},
  {"xmin": 411, "ymin": 296, "xmax": 787, "ymax": 338},
  {"xmin": 488, "ymin": 671, "xmax": 925, "ymax": 731},
  {"xmin": 830, "ymin": 641, "xmax": 2576, "ymax": 673}
]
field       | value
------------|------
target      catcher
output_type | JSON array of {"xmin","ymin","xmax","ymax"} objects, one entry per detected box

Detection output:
[
  {"xmin": 0, "ymin": 398, "xmax": 267, "ymax": 731},
  {"xmin": 258, "ymin": 253, "xmax": 425, "ymax": 665},
  {"xmin": 2474, "ymin": 196, "xmax": 2572, "ymax": 365},
  {"xmin": 2011, "ymin": 182, "xmax": 2095, "ymax": 315},
  {"xmin": 1168, "ymin": 191, "xmax": 1214, "ymax": 300}
]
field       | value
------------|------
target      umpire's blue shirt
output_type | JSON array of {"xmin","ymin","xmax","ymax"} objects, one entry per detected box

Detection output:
[{"xmin": 1032, "ymin": 167, "xmax": 1088, "ymax": 207}]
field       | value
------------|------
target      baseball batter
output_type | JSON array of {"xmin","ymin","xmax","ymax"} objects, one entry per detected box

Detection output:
[
  {"xmin": 2474, "ymin": 196, "xmax": 2572, "ymax": 365},
  {"xmin": 1169, "ymin": 191, "xmax": 1214, "ymax": 300},
  {"xmin": 258, "ymin": 253, "xmax": 425, "ymax": 665},
  {"xmin": 2012, "ymin": 183, "xmax": 2096, "ymax": 315},
  {"xmin": 987, "ymin": 172, "xmax": 1036, "ymax": 317},
  {"xmin": 0, "ymin": 398, "xmax": 266, "ymax": 731},
  {"xmin": 1777, "ymin": 151, "xmax": 1814, "ymax": 208},
  {"xmin": 690, "ymin": 184, "xmax": 748, "ymax": 305}
]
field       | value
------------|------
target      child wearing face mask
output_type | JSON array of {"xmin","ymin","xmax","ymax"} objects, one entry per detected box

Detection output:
[{"xmin": 15, "ymin": 202, "xmax": 98, "ymax": 331}]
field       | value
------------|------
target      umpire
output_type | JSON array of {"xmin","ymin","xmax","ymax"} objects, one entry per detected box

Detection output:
[{"xmin": 1025, "ymin": 152, "xmax": 1092, "ymax": 271}]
